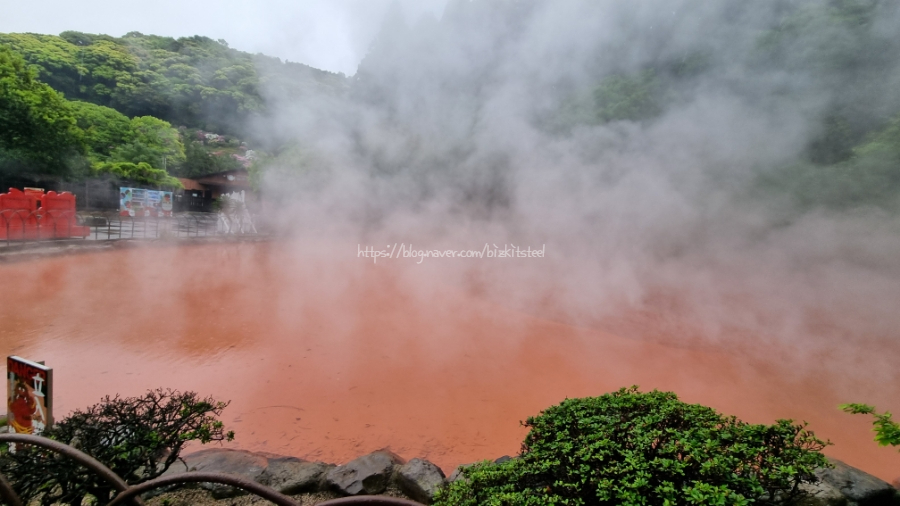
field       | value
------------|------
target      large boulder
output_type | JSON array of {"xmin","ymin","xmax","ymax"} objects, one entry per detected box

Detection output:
[
  {"xmin": 326, "ymin": 450, "xmax": 404, "ymax": 496},
  {"xmin": 259, "ymin": 456, "xmax": 333, "ymax": 494},
  {"xmin": 792, "ymin": 459, "xmax": 900, "ymax": 506},
  {"xmin": 396, "ymin": 458, "xmax": 447, "ymax": 504},
  {"xmin": 819, "ymin": 459, "xmax": 899, "ymax": 506},
  {"xmin": 180, "ymin": 448, "xmax": 270, "ymax": 498},
  {"xmin": 794, "ymin": 479, "xmax": 849, "ymax": 506}
]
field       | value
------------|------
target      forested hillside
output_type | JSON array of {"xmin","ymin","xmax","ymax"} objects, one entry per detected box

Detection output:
[
  {"xmin": 2, "ymin": 0, "xmax": 900, "ymax": 213},
  {"xmin": 0, "ymin": 31, "xmax": 346, "ymax": 136},
  {"xmin": 0, "ymin": 31, "xmax": 347, "ymax": 189}
]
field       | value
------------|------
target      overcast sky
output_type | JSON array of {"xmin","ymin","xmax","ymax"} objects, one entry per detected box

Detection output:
[{"xmin": 0, "ymin": 0, "xmax": 448, "ymax": 75}]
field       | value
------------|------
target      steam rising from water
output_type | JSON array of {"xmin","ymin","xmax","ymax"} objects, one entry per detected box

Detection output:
[{"xmin": 253, "ymin": 0, "xmax": 900, "ymax": 355}]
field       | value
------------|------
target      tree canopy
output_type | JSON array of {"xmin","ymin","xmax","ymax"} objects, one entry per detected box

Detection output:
[
  {"xmin": 0, "ymin": 31, "xmax": 346, "ymax": 138},
  {"xmin": 0, "ymin": 46, "xmax": 86, "ymax": 177}
]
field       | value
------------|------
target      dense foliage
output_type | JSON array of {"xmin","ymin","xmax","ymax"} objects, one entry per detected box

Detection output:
[
  {"xmin": 435, "ymin": 387, "xmax": 830, "ymax": 506},
  {"xmin": 746, "ymin": 0, "xmax": 900, "ymax": 211},
  {"xmin": 753, "ymin": 110, "xmax": 900, "ymax": 211},
  {"xmin": 0, "ymin": 389, "xmax": 234, "ymax": 506},
  {"xmin": 841, "ymin": 404, "xmax": 900, "ymax": 449},
  {"xmin": 0, "ymin": 30, "xmax": 348, "ymax": 189},
  {"xmin": 353, "ymin": 0, "xmax": 900, "ymax": 215},
  {"xmin": 93, "ymin": 161, "xmax": 181, "ymax": 188},
  {"xmin": 0, "ymin": 46, "xmax": 87, "ymax": 177},
  {"xmin": 0, "ymin": 31, "xmax": 346, "ymax": 137}
]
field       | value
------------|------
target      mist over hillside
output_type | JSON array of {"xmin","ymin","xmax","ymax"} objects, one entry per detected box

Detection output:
[{"xmin": 253, "ymin": 0, "xmax": 900, "ymax": 353}]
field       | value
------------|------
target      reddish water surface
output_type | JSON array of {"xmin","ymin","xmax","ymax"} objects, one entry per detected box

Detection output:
[{"xmin": 1, "ymin": 241, "xmax": 898, "ymax": 482}]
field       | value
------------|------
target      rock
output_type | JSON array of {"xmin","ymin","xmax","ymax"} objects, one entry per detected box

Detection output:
[
  {"xmin": 326, "ymin": 450, "xmax": 404, "ymax": 496},
  {"xmin": 792, "ymin": 459, "xmax": 900, "ymax": 506},
  {"xmin": 181, "ymin": 448, "xmax": 269, "ymax": 498},
  {"xmin": 260, "ymin": 456, "xmax": 333, "ymax": 494},
  {"xmin": 817, "ymin": 459, "xmax": 899, "ymax": 506},
  {"xmin": 396, "ymin": 458, "xmax": 447, "ymax": 504},
  {"xmin": 493, "ymin": 455, "xmax": 513, "ymax": 464},
  {"xmin": 794, "ymin": 480, "xmax": 848, "ymax": 506},
  {"xmin": 141, "ymin": 457, "xmax": 191, "ymax": 499},
  {"xmin": 448, "ymin": 462, "xmax": 476, "ymax": 483}
]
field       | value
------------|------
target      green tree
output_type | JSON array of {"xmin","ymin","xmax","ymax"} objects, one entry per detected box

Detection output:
[
  {"xmin": 109, "ymin": 115, "xmax": 185, "ymax": 170},
  {"xmin": 435, "ymin": 387, "xmax": 830, "ymax": 506},
  {"xmin": 0, "ymin": 46, "xmax": 86, "ymax": 177},
  {"xmin": 93, "ymin": 161, "xmax": 182, "ymax": 189},
  {"xmin": 1, "ymin": 31, "xmax": 346, "ymax": 138},
  {"xmin": 754, "ymin": 111, "xmax": 900, "ymax": 212},
  {"xmin": 554, "ymin": 69, "xmax": 664, "ymax": 130},
  {"xmin": 180, "ymin": 139, "xmax": 216, "ymax": 176},
  {"xmin": 69, "ymin": 100, "xmax": 133, "ymax": 159},
  {"xmin": 177, "ymin": 140, "xmax": 243, "ymax": 177}
]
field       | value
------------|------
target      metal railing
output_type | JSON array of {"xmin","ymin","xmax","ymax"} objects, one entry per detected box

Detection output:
[
  {"xmin": 1, "ymin": 210, "xmax": 260, "ymax": 247},
  {"xmin": 0, "ymin": 434, "xmax": 424, "ymax": 506}
]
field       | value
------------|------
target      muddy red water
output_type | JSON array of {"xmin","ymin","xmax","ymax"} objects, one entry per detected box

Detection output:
[{"xmin": 1, "ymin": 241, "xmax": 898, "ymax": 482}]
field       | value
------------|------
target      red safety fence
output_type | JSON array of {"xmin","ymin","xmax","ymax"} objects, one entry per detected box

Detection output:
[
  {"xmin": 38, "ymin": 191, "xmax": 90, "ymax": 239},
  {"xmin": 0, "ymin": 188, "xmax": 90, "ymax": 241},
  {"xmin": 0, "ymin": 189, "xmax": 39, "ymax": 241}
]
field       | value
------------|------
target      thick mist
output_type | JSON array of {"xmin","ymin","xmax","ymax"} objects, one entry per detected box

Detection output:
[{"xmin": 249, "ymin": 0, "xmax": 900, "ymax": 364}]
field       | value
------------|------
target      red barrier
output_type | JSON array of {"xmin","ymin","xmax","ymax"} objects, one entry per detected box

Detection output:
[
  {"xmin": 38, "ymin": 191, "xmax": 90, "ymax": 238},
  {"xmin": 0, "ymin": 189, "xmax": 40, "ymax": 240},
  {"xmin": 0, "ymin": 188, "xmax": 89, "ymax": 240}
]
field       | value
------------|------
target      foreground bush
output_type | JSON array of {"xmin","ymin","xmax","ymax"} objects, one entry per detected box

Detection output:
[
  {"xmin": 0, "ymin": 389, "xmax": 234, "ymax": 505},
  {"xmin": 841, "ymin": 403, "xmax": 900, "ymax": 449},
  {"xmin": 435, "ymin": 387, "xmax": 830, "ymax": 506}
]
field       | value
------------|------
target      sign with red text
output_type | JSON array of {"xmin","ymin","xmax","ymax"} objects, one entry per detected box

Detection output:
[{"xmin": 7, "ymin": 356, "xmax": 53, "ymax": 436}]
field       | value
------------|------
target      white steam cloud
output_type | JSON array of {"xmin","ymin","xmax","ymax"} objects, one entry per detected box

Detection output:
[{"xmin": 250, "ymin": 0, "xmax": 900, "ymax": 360}]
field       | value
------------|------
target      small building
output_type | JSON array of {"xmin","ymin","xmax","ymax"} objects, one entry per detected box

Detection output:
[{"xmin": 176, "ymin": 169, "xmax": 256, "ymax": 212}]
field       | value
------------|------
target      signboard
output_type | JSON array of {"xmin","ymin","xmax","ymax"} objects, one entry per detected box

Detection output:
[
  {"xmin": 7, "ymin": 356, "xmax": 52, "ymax": 436},
  {"xmin": 119, "ymin": 187, "xmax": 174, "ymax": 217}
]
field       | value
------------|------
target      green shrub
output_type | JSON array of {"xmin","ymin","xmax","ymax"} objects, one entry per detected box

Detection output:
[
  {"xmin": 840, "ymin": 404, "xmax": 900, "ymax": 449},
  {"xmin": 435, "ymin": 387, "xmax": 830, "ymax": 506},
  {"xmin": 0, "ymin": 389, "xmax": 234, "ymax": 505}
]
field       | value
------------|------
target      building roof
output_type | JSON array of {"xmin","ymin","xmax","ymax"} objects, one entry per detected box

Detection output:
[
  {"xmin": 178, "ymin": 169, "xmax": 252, "ymax": 192},
  {"xmin": 193, "ymin": 169, "xmax": 251, "ymax": 188},
  {"xmin": 178, "ymin": 178, "xmax": 206, "ymax": 191}
]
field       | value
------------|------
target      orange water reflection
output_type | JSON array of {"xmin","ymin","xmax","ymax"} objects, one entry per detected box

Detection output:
[{"xmin": 0, "ymin": 241, "xmax": 897, "ymax": 482}]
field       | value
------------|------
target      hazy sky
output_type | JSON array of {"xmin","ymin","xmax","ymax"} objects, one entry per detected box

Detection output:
[{"xmin": 0, "ymin": 0, "xmax": 448, "ymax": 75}]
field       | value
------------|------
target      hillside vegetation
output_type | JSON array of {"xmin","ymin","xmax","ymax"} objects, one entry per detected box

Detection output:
[{"xmin": 0, "ymin": 32, "xmax": 346, "ymax": 188}]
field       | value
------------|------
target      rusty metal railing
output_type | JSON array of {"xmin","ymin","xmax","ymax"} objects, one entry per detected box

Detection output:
[
  {"xmin": 0, "ymin": 434, "xmax": 424, "ymax": 506},
  {"xmin": 0, "ymin": 433, "xmax": 138, "ymax": 506}
]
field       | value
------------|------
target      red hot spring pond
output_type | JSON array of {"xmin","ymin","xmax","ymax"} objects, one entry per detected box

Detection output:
[{"xmin": 1, "ymin": 240, "xmax": 898, "ymax": 482}]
